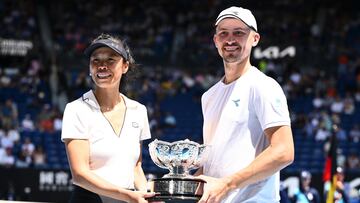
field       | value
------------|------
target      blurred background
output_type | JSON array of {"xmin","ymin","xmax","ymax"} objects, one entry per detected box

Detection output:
[{"xmin": 0, "ymin": 0, "xmax": 359, "ymax": 202}]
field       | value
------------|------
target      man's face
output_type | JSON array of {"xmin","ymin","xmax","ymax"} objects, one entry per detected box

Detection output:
[
  {"xmin": 336, "ymin": 172, "xmax": 344, "ymax": 181},
  {"xmin": 301, "ymin": 177, "xmax": 311, "ymax": 186},
  {"xmin": 214, "ymin": 18, "xmax": 260, "ymax": 64}
]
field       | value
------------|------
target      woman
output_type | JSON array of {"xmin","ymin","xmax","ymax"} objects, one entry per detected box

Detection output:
[{"xmin": 61, "ymin": 33, "xmax": 155, "ymax": 203}]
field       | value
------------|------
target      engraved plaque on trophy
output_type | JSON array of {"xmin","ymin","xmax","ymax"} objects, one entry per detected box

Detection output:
[{"xmin": 147, "ymin": 139, "xmax": 209, "ymax": 202}]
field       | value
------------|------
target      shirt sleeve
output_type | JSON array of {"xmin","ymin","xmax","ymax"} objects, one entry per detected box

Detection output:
[
  {"xmin": 140, "ymin": 105, "xmax": 151, "ymax": 141},
  {"xmin": 253, "ymin": 78, "xmax": 291, "ymax": 131},
  {"xmin": 61, "ymin": 102, "xmax": 89, "ymax": 142}
]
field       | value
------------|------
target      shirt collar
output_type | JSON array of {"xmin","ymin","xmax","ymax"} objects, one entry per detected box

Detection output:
[{"xmin": 81, "ymin": 90, "xmax": 138, "ymax": 110}]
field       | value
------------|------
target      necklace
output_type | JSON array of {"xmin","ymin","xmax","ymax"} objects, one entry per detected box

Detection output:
[
  {"xmin": 99, "ymin": 97, "xmax": 122, "ymax": 111},
  {"xmin": 100, "ymin": 106, "xmax": 114, "ymax": 111}
]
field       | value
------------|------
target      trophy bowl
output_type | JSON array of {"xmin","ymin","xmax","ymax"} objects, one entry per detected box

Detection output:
[{"xmin": 147, "ymin": 139, "xmax": 210, "ymax": 202}]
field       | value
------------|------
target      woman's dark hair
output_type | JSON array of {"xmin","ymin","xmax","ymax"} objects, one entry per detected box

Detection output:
[{"xmin": 90, "ymin": 33, "xmax": 139, "ymax": 92}]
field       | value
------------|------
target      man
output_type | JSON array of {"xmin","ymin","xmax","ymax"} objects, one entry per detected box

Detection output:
[
  {"xmin": 292, "ymin": 170, "xmax": 321, "ymax": 203},
  {"xmin": 196, "ymin": 6, "xmax": 294, "ymax": 203},
  {"xmin": 324, "ymin": 167, "xmax": 350, "ymax": 203}
]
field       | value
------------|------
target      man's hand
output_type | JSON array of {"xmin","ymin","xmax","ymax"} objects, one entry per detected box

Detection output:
[
  {"xmin": 336, "ymin": 180, "xmax": 344, "ymax": 190},
  {"xmin": 197, "ymin": 175, "xmax": 233, "ymax": 203}
]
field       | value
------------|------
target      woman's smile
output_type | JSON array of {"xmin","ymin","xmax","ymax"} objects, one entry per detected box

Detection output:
[{"xmin": 96, "ymin": 72, "xmax": 112, "ymax": 79}]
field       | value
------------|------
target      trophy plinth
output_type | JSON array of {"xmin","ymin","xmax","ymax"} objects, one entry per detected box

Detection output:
[{"xmin": 147, "ymin": 139, "xmax": 209, "ymax": 202}]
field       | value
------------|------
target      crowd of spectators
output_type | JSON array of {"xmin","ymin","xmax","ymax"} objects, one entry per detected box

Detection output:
[{"xmin": 0, "ymin": 0, "xmax": 37, "ymax": 40}]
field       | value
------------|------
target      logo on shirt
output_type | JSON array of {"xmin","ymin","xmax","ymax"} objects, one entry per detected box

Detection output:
[
  {"xmin": 274, "ymin": 98, "xmax": 282, "ymax": 108},
  {"xmin": 232, "ymin": 99, "xmax": 240, "ymax": 107},
  {"xmin": 132, "ymin": 122, "xmax": 139, "ymax": 128},
  {"xmin": 272, "ymin": 98, "xmax": 284, "ymax": 115}
]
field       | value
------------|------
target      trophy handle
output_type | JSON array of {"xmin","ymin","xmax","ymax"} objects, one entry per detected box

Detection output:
[{"xmin": 189, "ymin": 144, "xmax": 210, "ymax": 171}]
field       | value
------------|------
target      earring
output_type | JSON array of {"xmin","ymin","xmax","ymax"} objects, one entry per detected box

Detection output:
[{"xmin": 89, "ymin": 73, "xmax": 92, "ymax": 76}]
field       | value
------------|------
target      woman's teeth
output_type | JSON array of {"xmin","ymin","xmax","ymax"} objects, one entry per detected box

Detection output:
[{"xmin": 97, "ymin": 72, "xmax": 111, "ymax": 79}]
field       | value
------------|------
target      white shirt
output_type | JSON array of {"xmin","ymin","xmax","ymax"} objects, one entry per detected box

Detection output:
[
  {"xmin": 1, "ymin": 135, "xmax": 14, "ymax": 149},
  {"xmin": 61, "ymin": 90, "xmax": 151, "ymax": 190},
  {"xmin": 0, "ymin": 148, "xmax": 15, "ymax": 166},
  {"xmin": 201, "ymin": 67, "xmax": 291, "ymax": 203},
  {"xmin": 330, "ymin": 100, "xmax": 344, "ymax": 113},
  {"xmin": 21, "ymin": 117, "xmax": 35, "ymax": 131},
  {"xmin": 22, "ymin": 142, "xmax": 35, "ymax": 155}
]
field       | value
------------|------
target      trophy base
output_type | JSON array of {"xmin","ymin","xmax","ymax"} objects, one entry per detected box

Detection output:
[
  {"xmin": 147, "ymin": 195, "xmax": 200, "ymax": 203},
  {"xmin": 147, "ymin": 177, "xmax": 205, "ymax": 203}
]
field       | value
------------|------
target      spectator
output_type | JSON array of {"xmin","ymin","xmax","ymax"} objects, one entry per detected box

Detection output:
[
  {"xmin": 0, "ymin": 146, "xmax": 5, "ymax": 162},
  {"xmin": 355, "ymin": 89, "xmax": 360, "ymax": 102},
  {"xmin": 346, "ymin": 151, "xmax": 360, "ymax": 170},
  {"xmin": 32, "ymin": 145, "xmax": 47, "ymax": 168},
  {"xmin": 0, "ymin": 129, "xmax": 15, "ymax": 149},
  {"xmin": 343, "ymin": 92, "xmax": 355, "ymax": 115},
  {"xmin": 0, "ymin": 99, "xmax": 19, "ymax": 128},
  {"xmin": 15, "ymin": 151, "xmax": 31, "ymax": 168},
  {"xmin": 324, "ymin": 167, "xmax": 350, "ymax": 203},
  {"xmin": 292, "ymin": 170, "xmax": 321, "ymax": 203},
  {"xmin": 0, "ymin": 125, "xmax": 20, "ymax": 146},
  {"xmin": 21, "ymin": 137, "xmax": 35, "ymax": 158},
  {"xmin": 36, "ymin": 104, "xmax": 54, "ymax": 132},
  {"xmin": 312, "ymin": 93, "xmax": 325, "ymax": 109},
  {"xmin": 163, "ymin": 111, "xmax": 177, "ymax": 128},
  {"xmin": 0, "ymin": 71, "xmax": 12, "ymax": 87},
  {"xmin": 315, "ymin": 127, "xmax": 330, "ymax": 141},
  {"xmin": 337, "ymin": 149, "xmax": 347, "ymax": 169},
  {"xmin": 320, "ymin": 111, "xmax": 333, "ymax": 132},
  {"xmin": 279, "ymin": 181, "xmax": 291, "ymax": 203},
  {"xmin": 330, "ymin": 95, "xmax": 344, "ymax": 114},
  {"xmin": 182, "ymin": 72, "xmax": 196, "ymax": 90},
  {"xmin": 335, "ymin": 126, "xmax": 347, "ymax": 141},
  {"xmin": 0, "ymin": 147, "xmax": 15, "ymax": 168},
  {"xmin": 349, "ymin": 124, "xmax": 360, "ymax": 143},
  {"xmin": 21, "ymin": 114, "xmax": 35, "ymax": 132},
  {"xmin": 149, "ymin": 117, "xmax": 159, "ymax": 131},
  {"xmin": 290, "ymin": 69, "xmax": 302, "ymax": 85},
  {"xmin": 53, "ymin": 117, "xmax": 62, "ymax": 132}
]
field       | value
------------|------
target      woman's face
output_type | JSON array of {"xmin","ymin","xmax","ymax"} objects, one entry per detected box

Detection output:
[{"xmin": 89, "ymin": 47, "xmax": 128, "ymax": 89}]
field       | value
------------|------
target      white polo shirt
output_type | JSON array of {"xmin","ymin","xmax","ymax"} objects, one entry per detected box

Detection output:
[
  {"xmin": 61, "ymin": 90, "xmax": 151, "ymax": 190},
  {"xmin": 202, "ymin": 66, "xmax": 291, "ymax": 203}
]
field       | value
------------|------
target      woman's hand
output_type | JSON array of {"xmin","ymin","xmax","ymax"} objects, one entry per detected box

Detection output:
[{"xmin": 126, "ymin": 190, "xmax": 156, "ymax": 203}]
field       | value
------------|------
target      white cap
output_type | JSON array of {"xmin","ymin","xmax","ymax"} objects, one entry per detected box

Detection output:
[{"xmin": 215, "ymin": 6, "xmax": 258, "ymax": 32}]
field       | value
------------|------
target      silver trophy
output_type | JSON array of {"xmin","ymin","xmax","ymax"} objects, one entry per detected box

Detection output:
[{"xmin": 147, "ymin": 139, "xmax": 209, "ymax": 202}]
